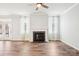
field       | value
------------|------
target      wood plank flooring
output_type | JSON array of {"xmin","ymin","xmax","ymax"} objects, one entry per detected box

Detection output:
[{"xmin": 0, "ymin": 40, "xmax": 79, "ymax": 56}]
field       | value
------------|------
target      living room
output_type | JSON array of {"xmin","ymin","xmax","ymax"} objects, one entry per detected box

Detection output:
[{"xmin": 0, "ymin": 3, "xmax": 79, "ymax": 56}]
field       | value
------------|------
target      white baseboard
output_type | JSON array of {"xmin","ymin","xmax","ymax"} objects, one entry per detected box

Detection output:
[{"xmin": 61, "ymin": 39, "xmax": 79, "ymax": 51}]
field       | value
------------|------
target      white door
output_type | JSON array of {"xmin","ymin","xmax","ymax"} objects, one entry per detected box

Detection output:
[{"xmin": 0, "ymin": 22, "xmax": 12, "ymax": 40}]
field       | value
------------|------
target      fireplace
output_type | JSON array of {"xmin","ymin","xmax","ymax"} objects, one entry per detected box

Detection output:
[{"xmin": 33, "ymin": 31, "xmax": 45, "ymax": 42}]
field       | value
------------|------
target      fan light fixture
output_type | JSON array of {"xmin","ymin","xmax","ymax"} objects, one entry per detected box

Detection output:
[
  {"xmin": 36, "ymin": 3, "xmax": 41, "ymax": 8},
  {"xmin": 35, "ymin": 3, "xmax": 49, "ymax": 10}
]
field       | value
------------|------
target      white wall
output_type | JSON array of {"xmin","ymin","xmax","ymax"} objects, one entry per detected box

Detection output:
[
  {"xmin": 60, "ymin": 4, "xmax": 79, "ymax": 50},
  {"xmin": 30, "ymin": 12, "xmax": 48, "ymax": 42}
]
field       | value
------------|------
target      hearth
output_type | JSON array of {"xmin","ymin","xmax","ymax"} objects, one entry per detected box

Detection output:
[{"xmin": 33, "ymin": 31, "xmax": 45, "ymax": 42}]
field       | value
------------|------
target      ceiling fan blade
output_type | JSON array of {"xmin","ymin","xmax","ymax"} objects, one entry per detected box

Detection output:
[
  {"xmin": 41, "ymin": 4, "xmax": 48, "ymax": 8},
  {"xmin": 36, "ymin": 7, "xmax": 38, "ymax": 10}
]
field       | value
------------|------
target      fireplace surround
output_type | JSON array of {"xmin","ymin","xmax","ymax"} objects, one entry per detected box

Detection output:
[{"xmin": 30, "ymin": 12, "xmax": 48, "ymax": 42}]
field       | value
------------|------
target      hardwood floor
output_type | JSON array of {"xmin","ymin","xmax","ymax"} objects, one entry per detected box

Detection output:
[{"xmin": 0, "ymin": 40, "xmax": 79, "ymax": 56}]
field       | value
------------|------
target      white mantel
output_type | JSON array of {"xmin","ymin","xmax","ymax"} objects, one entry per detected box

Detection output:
[{"xmin": 30, "ymin": 12, "xmax": 48, "ymax": 42}]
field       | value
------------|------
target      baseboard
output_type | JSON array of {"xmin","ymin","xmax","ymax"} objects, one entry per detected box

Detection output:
[
  {"xmin": 0, "ymin": 40, "xmax": 30, "ymax": 42},
  {"xmin": 49, "ymin": 40, "xmax": 61, "ymax": 42},
  {"xmin": 61, "ymin": 39, "xmax": 79, "ymax": 51}
]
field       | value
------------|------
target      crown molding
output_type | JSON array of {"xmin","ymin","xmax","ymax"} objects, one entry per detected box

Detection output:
[{"xmin": 60, "ymin": 3, "xmax": 79, "ymax": 15}]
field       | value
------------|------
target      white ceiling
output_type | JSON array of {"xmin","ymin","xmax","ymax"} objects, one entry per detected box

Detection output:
[{"xmin": 0, "ymin": 3, "xmax": 75, "ymax": 16}]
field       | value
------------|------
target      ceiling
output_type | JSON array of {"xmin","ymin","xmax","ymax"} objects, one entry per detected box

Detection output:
[{"xmin": 0, "ymin": 3, "xmax": 75, "ymax": 16}]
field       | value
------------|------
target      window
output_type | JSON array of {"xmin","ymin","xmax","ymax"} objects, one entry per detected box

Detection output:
[
  {"xmin": 48, "ymin": 16, "xmax": 60, "ymax": 39},
  {"xmin": 5, "ymin": 24, "xmax": 9, "ymax": 35},
  {"xmin": 20, "ymin": 16, "xmax": 30, "ymax": 35},
  {"xmin": 0, "ymin": 24, "xmax": 2, "ymax": 34}
]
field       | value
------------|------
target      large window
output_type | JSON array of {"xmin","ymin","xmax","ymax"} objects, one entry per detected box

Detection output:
[
  {"xmin": 20, "ymin": 16, "xmax": 30, "ymax": 35},
  {"xmin": 48, "ymin": 16, "xmax": 60, "ymax": 40}
]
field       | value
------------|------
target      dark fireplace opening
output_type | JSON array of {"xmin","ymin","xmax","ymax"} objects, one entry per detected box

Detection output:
[{"xmin": 33, "ymin": 31, "xmax": 45, "ymax": 42}]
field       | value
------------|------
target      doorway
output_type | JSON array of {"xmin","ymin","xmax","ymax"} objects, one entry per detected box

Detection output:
[{"xmin": 0, "ymin": 22, "xmax": 12, "ymax": 40}]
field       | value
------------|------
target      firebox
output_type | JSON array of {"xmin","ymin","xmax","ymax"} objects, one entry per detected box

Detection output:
[{"xmin": 33, "ymin": 31, "xmax": 45, "ymax": 42}]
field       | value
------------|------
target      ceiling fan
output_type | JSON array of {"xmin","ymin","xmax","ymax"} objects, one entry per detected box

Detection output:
[{"xmin": 35, "ymin": 3, "xmax": 49, "ymax": 10}]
